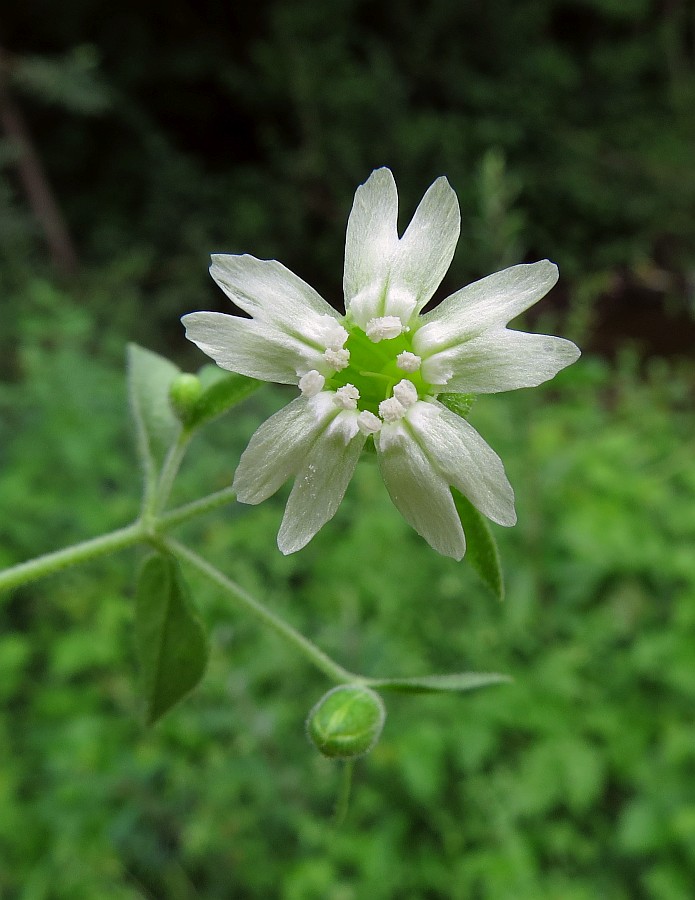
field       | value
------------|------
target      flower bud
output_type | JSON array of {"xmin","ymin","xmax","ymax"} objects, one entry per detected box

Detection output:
[
  {"xmin": 168, "ymin": 373, "xmax": 203, "ymax": 422},
  {"xmin": 306, "ymin": 684, "xmax": 386, "ymax": 759}
]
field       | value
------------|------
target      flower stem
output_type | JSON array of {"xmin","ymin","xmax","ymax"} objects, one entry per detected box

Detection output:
[
  {"xmin": 0, "ymin": 521, "xmax": 145, "ymax": 594},
  {"xmin": 158, "ymin": 486, "xmax": 238, "ymax": 532},
  {"xmin": 162, "ymin": 537, "xmax": 359, "ymax": 685},
  {"xmin": 333, "ymin": 760, "xmax": 355, "ymax": 827},
  {"xmin": 153, "ymin": 430, "xmax": 193, "ymax": 515}
]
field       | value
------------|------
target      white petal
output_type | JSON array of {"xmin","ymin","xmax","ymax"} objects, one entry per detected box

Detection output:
[
  {"xmin": 405, "ymin": 401, "xmax": 516, "ymax": 526},
  {"xmin": 210, "ymin": 254, "xmax": 340, "ymax": 331},
  {"xmin": 233, "ymin": 394, "xmax": 336, "ymax": 504},
  {"xmin": 343, "ymin": 168, "xmax": 399, "ymax": 310},
  {"xmin": 375, "ymin": 424, "xmax": 466, "ymax": 560},
  {"xmin": 416, "ymin": 261, "xmax": 559, "ymax": 345},
  {"xmin": 389, "ymin": 176, "xmax": 460, "ymax": 313},
  {"xmin": 182, "ymin": 312, "xmax": 323, "ymax": 383},
  {"xmin": 278, "ymin": 417, "xmax": 366, "ymax": 554},
  {"xmin": 421, "ymin": 328, "xmax": 581, "ymax": 393}
]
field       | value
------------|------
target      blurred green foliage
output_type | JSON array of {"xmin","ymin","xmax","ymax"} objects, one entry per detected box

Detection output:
[{"xmin": 1, "ymin": 288, "xmax": 694, "ymax": 897}]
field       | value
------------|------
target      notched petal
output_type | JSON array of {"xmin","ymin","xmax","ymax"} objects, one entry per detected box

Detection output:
[
  {"xmin": 182, "ymin": 311, "xmax": 321, "ymax": 384},
  {"xmin": 344, "ymin": 168, "xmax": 399, "ymax": 309},
  {"xmin": 418, "ymin": 260, "xmax": 559, "ymax": 341},
  {"xmin": 391, "ymin": 175, "xmax": 460, "ymax": 313},
  {"xmin": 405, "ymin": 401, "xmax": 516, "ymax": 527},
  {"xmin": 375, "ymin": 424, "xmax": 466, "ymax": 560},
  {"xmin": 232, "ymin": 394, "xmax": 335, "ymax": 505},
  {"xmin": 424, "ymin": 329, "xmax": 581, "ymax": 394},
  {"xmin": 278, "ymin": 421, "xmax": 366, "ymax": 554},
  {"xmin": 210, "ymin": 254, "xmax": 338, "ymax": 329}
]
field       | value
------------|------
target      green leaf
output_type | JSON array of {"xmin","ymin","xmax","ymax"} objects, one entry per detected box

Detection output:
[
  {"xmin": 439, "ymin": 392, "xmax": 477, "ymax": 419},
  {"xmin": 183, "ymin": 369, "xmax": 263, "ymax": 431},
  {"xmin": 135, "ymin": 553, "xmax": 209, "ymax": 725},
  {"xmin": 452, "ymin": 488, "xmax": 505, "ymax": 601},
  {"xmin": 367, "ymin": 672, "xmax": 511, "ymax": 694},
  {"xmin": 127, "ymin": 343, "xmax": 181, "ymax": 482}
]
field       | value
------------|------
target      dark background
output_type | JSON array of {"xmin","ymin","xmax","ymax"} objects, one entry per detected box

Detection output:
[
  {"xmin": 1, "ymin": 3, "xmax": 695, "ymax": 898},
  {"xmin": 2, "ymin": 0, "xmax": 695, "ymax": 358}
]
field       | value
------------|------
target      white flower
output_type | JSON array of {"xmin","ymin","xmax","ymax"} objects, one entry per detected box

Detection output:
[{"xmin": 182, "ymin": 168, "xmax": 580, "ymax": 559}]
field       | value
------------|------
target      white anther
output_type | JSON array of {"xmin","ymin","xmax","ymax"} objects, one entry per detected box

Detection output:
[
  {"xmin": 365, "ymin": 316, "xmax": 404, "ymax": 343},
  {"xmin": 357, "ymin": 410, "xmax": 382, "ymax": 435},
  {"xmin": 378, "ymin": 396, "xmax": 407, "ymax": 423},
  {"xmin": 392, "ymin": 379, "xmax": 418, "ymax": 409},
  {"xmin": 396, "ymin": 351, "xmax": 422, "ymax": 373},
  {"xmin": 333, "ymin": 384, "xmax": 360, "ymax": 410},
  {"xmin": 298, "ymin": 370, "xmax": 325, "ymax": 397},
  {"xmin": 316, "ymin": 315, "xmax": 349, "ymax": 350},
  {"xmin": 385, "ymin": 286, "xmax": 418, "ymax": 323},
  {"xmin": 323, "ymin": 347, "xmax": 350, "ymax": 371}
]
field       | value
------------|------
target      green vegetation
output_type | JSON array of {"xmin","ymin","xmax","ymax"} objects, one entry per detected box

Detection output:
[{"xmin": 1, "ymin": 292, "xmax": 694, "ymax": 897}]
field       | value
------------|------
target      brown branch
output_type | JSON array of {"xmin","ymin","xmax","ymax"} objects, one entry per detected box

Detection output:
[{"xmin": 0, "ymin": 46, "xmax": 79, "ymax": 275}]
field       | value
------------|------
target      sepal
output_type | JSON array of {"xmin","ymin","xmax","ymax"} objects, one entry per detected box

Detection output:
[
  {"xmin": 181, "ymin": 366, "xmax": 262, "ymax": 431},
  {"xmin": 168, "ymin": 373, "xmax": 204, "ymax": 421},
  {"xmin": 452, "ymin": 488, "xmax": 505, "ymax": 600},
  {"xmin": 366, "ymin": 672, "xmax": 511, "ymax": 693},
  {"xmin": 306, "ymin": 684, "xmax": 386, "ymax": 759},
  {"xmin": 438, "ymin": 392, "xmax": 476, "ymax": 419}
]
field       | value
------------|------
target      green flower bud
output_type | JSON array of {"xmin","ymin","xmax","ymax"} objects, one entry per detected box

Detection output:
[
  {"xmin": 306, "ymin": 684, "xmax": 386, "ymax": 759},
  {"xmin": 168, "ymin": 373, "xmax": 203, "ymax": 422}
]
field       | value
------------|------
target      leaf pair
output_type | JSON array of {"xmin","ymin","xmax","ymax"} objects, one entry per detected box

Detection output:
[{"xmin": 127, "ymin": 344, "xmax": 262, "ymax": 725}]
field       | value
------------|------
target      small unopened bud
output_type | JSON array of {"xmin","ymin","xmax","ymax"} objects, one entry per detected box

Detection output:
[
  {"xmin": 306, "ymin": 684, "xmax": 386, "ymax": 759},
  {"xmin": 169, "ymin": 373, "xmax": 203, "ymax": 421}
]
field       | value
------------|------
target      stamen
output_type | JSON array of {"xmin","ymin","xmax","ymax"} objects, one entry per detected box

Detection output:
[
  {"xmin": 392, "ymin": 379, "xmax": 418, "ymax": 409},
  {"xmin": 324, "ymin": 347, "xmax": 350, "ymax": 371},
  {"xmin": 396, "ymin": 351, "xmax": 421, "ymax": 373},
  {"xmin": 357, "ymin": 410, "xmax": 382, "ymax": 434},
  {"xmin": 365, "ymin": 316, "xmax": 404, "ymax": 343},
  {"xmin": 333, "ymin": 384, "xmax": 360, "ymax": 410},
  {"xmin": 298, "ymin": 370, "xmax": 325, "ymax": 397},
  {"xmin": 317, "ymin": 315, "xmax": 349, "ymax": 350},
  {"xmin": 378, "ymin": 396, "xmax": 407, "ymax": 423}
]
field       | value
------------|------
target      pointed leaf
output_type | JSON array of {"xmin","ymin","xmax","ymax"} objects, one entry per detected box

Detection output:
[
  {"xmin": 135, "ymin": 553, "xmax": 209, "ymax": 725},
  {"xmin": 183, "ymin": 369, "xmax": 263, "ymax": 431},
  {"xmin": 452, "ymin": 488, "xmax": 505, "ymax": 601},
  {"xmin": 439, "ymin": 392, "xmax": 476, "ymax": 419},
  {"xmin": 127, "ymin": 344, "xmax": 181, "ymax": 481},
  {"xmin": 368, "ymin": 672, "xmax": 511, "ymax": 694}
]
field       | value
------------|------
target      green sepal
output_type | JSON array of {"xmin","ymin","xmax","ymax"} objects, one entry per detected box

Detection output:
[
  {"xmin": 180, "ymin": 367, "xmax": 263, "ymax": 432},
  {"xmin": 169, "ymin": 373, "xmax": 204, "ymax": 420},
  {"xmin": 127, "ymin": 344, "xmax": 182, "ymax": 484},
  {"xmin": 135, "ymin": 552, "xmax": 209, "ymax": 725},
  {"xmin": 307, "ymin": 685, "xmax": 386, "ymax": 759},
  {"xmin": 367, "ymin": 672, "xmax": 511, "ymax": 694},
  {"xmin": 439, "ymin": 392, "xmax": 477, "ymax": 419},
  {"xmin": 452, "ymin": 488, "xmax": 505, "ymax": 601}
]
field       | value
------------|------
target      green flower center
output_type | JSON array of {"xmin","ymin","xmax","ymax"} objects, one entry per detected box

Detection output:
[{"xmin": 327, "ymin": 324, "xmax": 432, "ymax": 416}]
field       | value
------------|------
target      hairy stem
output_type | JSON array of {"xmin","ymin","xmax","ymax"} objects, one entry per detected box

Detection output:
[
  {"xmin": 159, "ymin": 486, "xmax": 238, "ymax": 531},
  {"xmin": 152, "ymin": 431, "xmax": 193, "ymax": 515},
  {"xmin": 163, "ymin": 537, "xmax": 359, "ymax": 685},
  {"xmin": 0, "ymin": 521, "xmax": 144, "ymax": 594}
]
